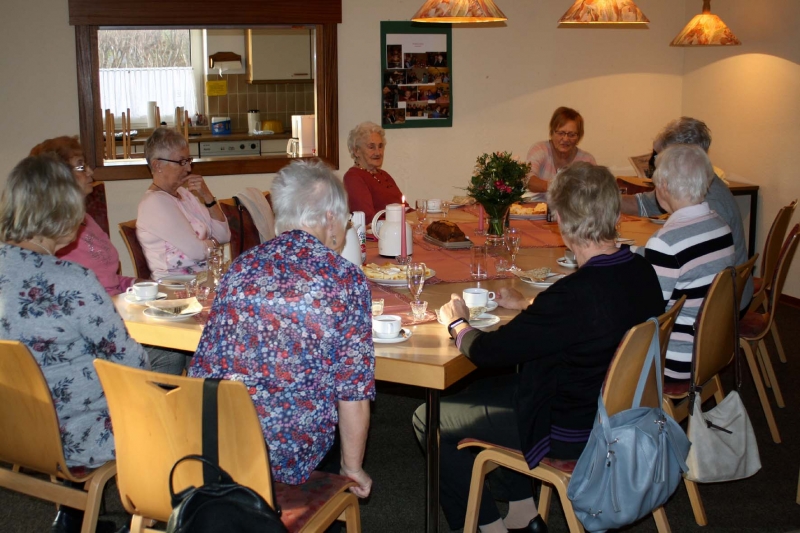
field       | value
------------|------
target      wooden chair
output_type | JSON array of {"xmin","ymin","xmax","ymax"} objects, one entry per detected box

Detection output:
[
  {"xmin": 662, "ymin": 258, "xmax": 758, "ymax": 525},
  {"xmin": 118, "ymin": 219, "xmax": 152, "ymax": 280},
  {"xmin": 739, "ymin": 224, "xmax": 800, "ymax": 439},
  {"xmin": 0, "ymin": 341, "xmax": 117, "ymax": 533},
  {"xmin": 93, "ymin": 360, "xmax": 361, "ymax": 533},
  {"xmin": 219, "ymin": 191, "xmax": 273, "ymax": 261},
  {"xmin": 458, "ymin": 318, "xmax": 671, "ymax": 533},
  {"xmin": 85, "ymin": 182, "xmax": 111, "ymax": 237},
  {"xmin": 749, "ymin": 199, "xmax": 796, "ymax": 364}
]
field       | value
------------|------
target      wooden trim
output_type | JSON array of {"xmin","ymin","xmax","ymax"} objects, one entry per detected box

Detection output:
[
  {"xmin": 779, "ymin": 293, "xmax": 800, "ymax": 308},
  {"xmin": 75, "ymin": 26, "xmax": 101, "ymax": 167},
  {"xmin": 68, "ymin": 0, "xmax": 341, "ymax": 26},
  {"xmin": 317, "ymin": 24, "xmax": 339, "ymax": 170}
]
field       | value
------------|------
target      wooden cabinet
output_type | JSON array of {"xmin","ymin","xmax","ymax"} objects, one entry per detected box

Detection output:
[{"xmin": 246, "ymin": 28, "xmax": 313, "ymax": 82}]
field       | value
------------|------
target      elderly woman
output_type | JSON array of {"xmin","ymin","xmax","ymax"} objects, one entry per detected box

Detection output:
[
  {"xmin": 343, "ymin": 121, "xmax": 404, "ymax": 221},
  {"xmin": 29, "ymin": 136, "xmax": 138, "ymax": 295},
  {"xmin": 641, "ymin": 144, "xmax": 735, "ymax": 381},
  {"xmin": 137, "ymin": 127, "xmax": 230, "ymax": 280},
  {"xmin": 418, "ymin": 163, "xmax": 664, "ymax": 533},
  {"xmin": 525, "ymin": 107, "xmax": 596, "ymax": 193},
  {"xmin": 189, "ymin": 160, "xmax": 374, "ymax": 496},
  {"xmin": 621, "ymin": 117, "xmax": 752, "ymax": 311},
  {"xmin": 0, "ymin": 155, "xmax": 148, "ymax": 531}
]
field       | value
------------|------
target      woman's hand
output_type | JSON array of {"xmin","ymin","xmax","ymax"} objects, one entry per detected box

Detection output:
[
  {"xmin": 340, "ymin": 465, "xmax": 372, "ymax": 498},
  {"xmin": 438, "ymin": 294, "xmax": 469, "ymax": 325},
  {"xmin": 183, "ymin": 174, "xmax": 214, "ymax": 204},
  {"xmin": 495, "ymin": 287, "xmax": 533, "ymax": 311}
]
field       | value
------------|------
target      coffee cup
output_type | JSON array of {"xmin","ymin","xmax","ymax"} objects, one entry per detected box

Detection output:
[
  {"xmin": 126, "ymin": 281, "xmax": 159, "ymax": 300},
  {"xmin": 462, "ymin": 288, "xmax": 495, "ymax": 319},
  {"xmin": 427, "ymin": 199, "xmax": 442, "ymax": 212},
  {"xmin": 564, "ymin": 249, "xmax": 577, "ymax": 265},
  {"xmin": 373, "ymin": 315, "xmax": 402, "ymax": 339}
]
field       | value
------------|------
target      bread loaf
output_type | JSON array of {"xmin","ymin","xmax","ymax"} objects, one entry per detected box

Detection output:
[{"xmin": 427, "ymin": 220, "xmax": 467, "ymax": 242}]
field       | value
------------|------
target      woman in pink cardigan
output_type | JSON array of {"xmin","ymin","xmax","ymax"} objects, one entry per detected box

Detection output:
[{"xmin": 30, "ymin": 136, "xmax": 138, "ymax": 295}]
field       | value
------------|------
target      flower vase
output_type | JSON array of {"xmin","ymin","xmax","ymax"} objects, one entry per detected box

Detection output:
[{"xmin": 482, "ymin": 203, "xmax": 511, "ymax": 256}]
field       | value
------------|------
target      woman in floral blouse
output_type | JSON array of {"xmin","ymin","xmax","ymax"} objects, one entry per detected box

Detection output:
[
  {"xmin": 190, "ymin": 160, "xmax": 375, "ymax": 498},
  {"xmin": 0, "ymin": 155, "xmax": 148, "ymax": 530}
]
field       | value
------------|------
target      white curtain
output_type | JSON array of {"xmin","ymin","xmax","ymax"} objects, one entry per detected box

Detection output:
[{"xmin": 100, "ymin": 67, "xmax": 198, "ymax": 125}]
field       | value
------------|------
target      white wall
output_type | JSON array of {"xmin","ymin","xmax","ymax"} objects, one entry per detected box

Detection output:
[
  {"xmin": 680, "ymin": 0, "xmax": 800, "ymax": 297},
  {"xmin": 2, "ymin": 0, "xmax": 797, "ymax": 296}
]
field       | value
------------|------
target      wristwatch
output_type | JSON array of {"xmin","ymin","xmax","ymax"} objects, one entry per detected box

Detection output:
[
  {"xmin": 204, "ymin": 197, "xmax": 218, "ymax": 208},
  {"xmin": 447, "ymin": 317, "xmax": 467, "ymax": 339}
]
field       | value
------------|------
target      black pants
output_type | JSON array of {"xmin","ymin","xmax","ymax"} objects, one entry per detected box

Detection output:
[{"xmin": 412, "ymin": 374, "xmax": 534, "ymax": 530}]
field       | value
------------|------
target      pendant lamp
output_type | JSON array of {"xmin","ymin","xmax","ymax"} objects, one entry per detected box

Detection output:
[
  {"xmin": 671, "ymin": 0, "xmax": 741, "ymax": 46},
  {"xmin": 412, "ymin": 0, "xmax": 507, "ymax": 23},
  {"xmin": 558, "ymin": 0, "xmax": 649, "ymax": 25}
]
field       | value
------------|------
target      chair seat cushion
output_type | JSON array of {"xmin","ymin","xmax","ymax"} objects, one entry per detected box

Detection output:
[
  {"xmin": 663, "ymin": 380, "xmax": 691, "ymax": 396},
  {"xmin": 275, "ymin": 470, "xmax": 354, "ymax": 532},
  {"xmin": 752, "ymin": 276, "xmax": 764, "ymax": 293},
  {"xmin": 739, "ymin": 311, "xmax": 769, "ymax": 339}
]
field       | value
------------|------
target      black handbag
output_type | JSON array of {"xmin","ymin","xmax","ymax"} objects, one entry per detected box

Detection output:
[{"xmin": 165, "ymin": 380, "xmax": 287, "ymax": 533}]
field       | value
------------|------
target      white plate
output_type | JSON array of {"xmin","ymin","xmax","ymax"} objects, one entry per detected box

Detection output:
[
  {"xmin": 486, "ymin": 300, "xmax": 498, "ymax": 312},
  {"xmin": 649, "ymin": 217, "xmax": 668, "ymax": 225},
  {"xmin": 427, "ymin": 209, "xmax": 443, "ymax": 214},
  {"xmin": 124, "ymin": 292, "xmax": 167, "ymax": 305},
  {"xmin": 365, "ymin": 268, "xmax": 436, "ymax": 286},
  {"xmin": 437, "ymin": 312, "xmax": 501, "ymax": 328},
  {"xmin": 143, "ymin": 308, "xmax": 202, "ymax": 321},
  {"xmin": 448, "ymin": 203, "xmax": 467, "ymax": 209},
  {"xmin": 556, "ymin": 258, "xmax": 578, "ymax": 269},
  {"xmin": 372, "ymin": 328, "xmax": 413, "ymax": 344},
  {"xmin": 509, "ymin": 214, "xmax": 547, "ymax": 221},
  {"xmin": 157, "ymin": 275, "xmax": 197, "ymax": 288},
  {"xmin": 615, "ymin": 237, "xmax": 635, "ymax": 245},
  {"xmin": 520, "ymin": 274, "xmax": 566, "ymax": 287}
]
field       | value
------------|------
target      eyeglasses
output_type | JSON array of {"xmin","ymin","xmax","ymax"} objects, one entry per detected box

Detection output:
[
  {"xmin": 73, "ymin": 165, "xmax": 87, "ymax": 172},
  {"xmin": 158, "ymin": 157, "xmax": 194, "ymax": 167},
  {"xmin": 553, "ymin": 131, "xmax": 579, "ymax": 140}
]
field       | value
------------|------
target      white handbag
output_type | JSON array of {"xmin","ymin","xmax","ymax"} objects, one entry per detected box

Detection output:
[{"xmin": 684, "ymin": 268, "xmax": 761, "ymax": 483}]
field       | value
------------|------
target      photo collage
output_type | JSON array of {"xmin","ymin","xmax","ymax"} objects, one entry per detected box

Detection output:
[{"xmin": 383, "ymin": 44, "xmax": 450, "ymax": 125}]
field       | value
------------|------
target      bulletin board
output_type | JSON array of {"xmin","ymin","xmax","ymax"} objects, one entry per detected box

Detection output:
[{"xmin": 380, "ymin": 21, "xmax": 452, "ymax": 129}]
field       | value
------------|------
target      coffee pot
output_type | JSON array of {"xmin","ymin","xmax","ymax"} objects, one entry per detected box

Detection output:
[
  {"xmin": 340, "ymin": 212, "xmax": 366, "ymax": 266},
  {"xmin": 371, "ymin": 203, "xmax": 412, "ymax": 257}
]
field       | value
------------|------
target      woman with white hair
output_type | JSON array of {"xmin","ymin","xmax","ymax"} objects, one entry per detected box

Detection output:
[
  {"xmin": 643, "ymin": 143, "xmax": 736, "ymax": 381},
  {"xmin": 343, "ymin": 121, "xmax": 403, "ymax": 220},
  {"xmin": 137, "ymin": 127, "xmax": 230, "ymax": 280},
  {"xmin": 189, "ymin": 160, "xmax": 375, "ymax": 497}
]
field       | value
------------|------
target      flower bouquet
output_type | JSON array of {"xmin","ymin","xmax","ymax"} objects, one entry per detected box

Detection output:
[{"xmin": 467, "ymin": 151, "xmax": 531, "ymax": 237}]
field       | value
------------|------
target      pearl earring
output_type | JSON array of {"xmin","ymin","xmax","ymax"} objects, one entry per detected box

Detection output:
[{"xmin": 332, "ymin": 235, "xmax": 337, "ymax": 246}]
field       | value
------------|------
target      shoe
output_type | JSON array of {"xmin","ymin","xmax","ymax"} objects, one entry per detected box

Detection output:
[
  {"xmin": 507, "ymin": 515, "xmax": 549, "ymax": 533},
  {"xmin": 51, "ymin": 509, "xmax": 81, "ymax": 533}
]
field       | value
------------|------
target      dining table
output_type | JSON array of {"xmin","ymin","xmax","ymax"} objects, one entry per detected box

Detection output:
[{"xmin": 113, "ymin": 207, "xmax": 657, "ymax": 533}]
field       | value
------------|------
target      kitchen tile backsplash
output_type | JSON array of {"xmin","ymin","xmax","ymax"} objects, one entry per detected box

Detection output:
[{"xmin": 206, "ymin": 74, "xmax": 314, "ymax": 132}]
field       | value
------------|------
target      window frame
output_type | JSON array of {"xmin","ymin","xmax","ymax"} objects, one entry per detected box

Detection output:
[{"xmin": 69, "ymin": 0, "xmax": 340, "ymax": 181}]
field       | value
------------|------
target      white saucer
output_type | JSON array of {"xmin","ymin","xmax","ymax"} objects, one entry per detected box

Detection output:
[
  {"xmin": 486, "ymin": 300, "xmax": 498, "ymax": 312},
  {"xmin": 529, "ymin": 275, "xmax": 566, "ymax": 287},
  {"xmin": 143, "ymin": 308, "xmax": 201, "ymax": 321},
  {"xmin": 373, "ymin": 328, "xmax": 412, "ymax": 344},
  {"xmin": 124, "ymin": 292, "xmax": 167, "ymax": 305},
  {"xmin": 556, "ymin": 258, "xmax": 578, "ymax": 269},
  {"xmin": 469, "ymin": 313, "xmax": 501, "ymax": 328},
  {"xmin": 649, "ymin": 217, "xmax": 667, "ymax": 225}
]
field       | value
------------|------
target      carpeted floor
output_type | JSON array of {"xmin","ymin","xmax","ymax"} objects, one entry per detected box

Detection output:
[{"xmin": 2, "ymin": 304, "xmax": 800, "ymax": 532}]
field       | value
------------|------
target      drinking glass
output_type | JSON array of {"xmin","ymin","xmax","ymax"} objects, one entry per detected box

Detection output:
[
  {"xmin": 371, "ymin": 298, "xmax": 384, "ymax": 317},
  {"xmin": 206, "ymin": 247, "xmax": 223, "ymax": 288},
  {"xmin": 441, "ymin": 201, "xmax": 451, "ymax": 219},
  {"xmin": 415, "ymin": 200, "xmax": 428, "ymax": 235},
  {"xmin": 410, "ymin": 300, "xmax": 428, "ymax": 322},
  {"xmin": 407, "ymin": 262, "xmax": 427, "ymax": 302},
  {"xmin": 505, "ymin": 228, "xmax": 521, "ymax": 271}
]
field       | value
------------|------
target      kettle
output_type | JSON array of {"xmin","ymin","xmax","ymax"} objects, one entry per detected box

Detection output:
[
  {"xmin": 340, "ymin": 213, "xmax": 365, "ymax": 266},
  {"xmin": 371, "ymin": 203, "xmax": 412, "ymax": 257}
]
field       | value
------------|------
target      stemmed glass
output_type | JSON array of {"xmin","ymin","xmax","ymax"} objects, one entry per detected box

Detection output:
[
  {"xmin": 441, "ymin": 201, "xmax": 451, "ymax": 220},
  {"xmin": 415, "ymin": 200, "xmax": 428, "ymax": 235},
  {"xmin": 505, "ymin": 228, "xmax": 521, "ymax": 271},
  {"xmin": 407, "ymin": 262, "xmax": 427, "ymax": 303}
]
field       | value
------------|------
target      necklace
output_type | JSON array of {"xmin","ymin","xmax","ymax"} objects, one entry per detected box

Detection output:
[
  {"xmin": 356, "ymin": 164, "xmax": 381, "ymax": 182},
  {"xmin": 151, "ymin": 183, "xmax": 179, "ymax": 197},
  {"xmin": 26, "ymin": 240, "xmax": 54, "ymax": 256}
]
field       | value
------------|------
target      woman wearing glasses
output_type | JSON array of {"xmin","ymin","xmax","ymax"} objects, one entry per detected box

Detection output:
[
  {"xmin": 30, "ymin": 136, "xmax": 141, "ymax": 295},
  {"xmin": 525, "ymin": 107, "xmax": 596, "ymax": 193},
  {"xmin": 137, "ymin": 127, "xmax": 230, "ymax": 280}
]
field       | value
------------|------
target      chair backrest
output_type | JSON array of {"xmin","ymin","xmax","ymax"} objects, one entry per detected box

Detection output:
[
  {"xmin": 85, "ymin": 181, "xmax": 110, "ymax": 236},
  {"xmin": 93, "ymin": 360, "xmax": 275, "ymax": 521},
  {"xmin": 735, "ymin": 254, "xmax": 758, "ymax": 309},
  {"xmin": 0, "ymin": 341, "xmax": 73, "ymax": 478},
  {"xmin": 218, "ymin": 198, "xmax": 260, "ymax": 260},
  {"xmin": 760, "ymin": 199, "xmax": 797, "ymax": 289},
  {"xmin": 118, "ymin": 219, "xmax": 152, "ymax": 280},
  {"xmin": 766, "ymin": 224, "xmax": 800, "ymax": 319},
  {"xmin": 657, "ymin": 295, "xmax": 686, "ymax": 374},
  {"xmin": 693, "ymin": 268, "xmax": 737, "ymax": 387},
  {"xmin": 602, "ymin": 319, "xmax": 659, "ymax": 416}
]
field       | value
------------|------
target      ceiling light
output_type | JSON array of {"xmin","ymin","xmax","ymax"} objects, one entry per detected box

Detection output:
[
  {"xmin": 412, "ymin": 0, "xmax": 507, "ymax": 23},
  {"xmin": 671, "ymin": 0, "xmax": 741, "ymax": 46},
  {"xmin": 558, "ymin": 0, "xmax": 649, "ymax": 25}
]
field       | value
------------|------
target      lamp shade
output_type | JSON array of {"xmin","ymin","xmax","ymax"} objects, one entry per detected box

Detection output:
[
  {"xmin": 412, "ymin": 0, "xmax": 507, "ymax": 23},
  {"xmin": 671, "ymin": 0, "xmax": 741, "ymax": 46},
  {"xmin": 558, "ymin": 0, "xmax": 649, "ymax": 24}
]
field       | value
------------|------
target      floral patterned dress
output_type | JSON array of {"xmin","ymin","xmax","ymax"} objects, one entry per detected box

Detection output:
[
  {"xmin": 0, "ymin": 245, "xmax": 148, "ymax": 468},
  {"xmin": 189, "ymin": 230, "xmax": 375, "ymax": 484}
]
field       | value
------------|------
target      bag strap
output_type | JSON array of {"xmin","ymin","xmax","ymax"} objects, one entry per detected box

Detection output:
[{"xmin": 202, "ymin": 378, "xmax": 221, "ymax": 483}]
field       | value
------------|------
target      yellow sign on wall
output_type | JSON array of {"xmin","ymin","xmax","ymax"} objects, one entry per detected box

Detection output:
[{"xmin": 205, "ymin": 80, "xmax": 228, "ymax": 96}]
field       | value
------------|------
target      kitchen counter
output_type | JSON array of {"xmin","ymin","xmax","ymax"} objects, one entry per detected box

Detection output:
[{"xmin": 131, "ymin": 131, "xmax": 291, "ymax": 144}]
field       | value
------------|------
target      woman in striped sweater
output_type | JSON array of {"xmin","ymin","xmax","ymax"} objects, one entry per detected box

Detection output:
[{"xmin": 643, "ymin": 144, "xmax": 736, "ymax": 381}]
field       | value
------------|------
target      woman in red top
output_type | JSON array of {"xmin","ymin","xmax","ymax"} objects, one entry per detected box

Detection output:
[{"xmin": 343, "ymin": 122, "xmax": 404, "ymax": 221}]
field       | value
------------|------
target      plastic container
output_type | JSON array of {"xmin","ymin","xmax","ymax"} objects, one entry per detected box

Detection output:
[{"xmin": 210, "ymin": 117, "xmax": 231, "ymax": 135}]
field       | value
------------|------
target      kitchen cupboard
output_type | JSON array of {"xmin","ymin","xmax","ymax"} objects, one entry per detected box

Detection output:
[{"xmin": 247, "ymin": 29, "xmax": 313, "ymax": 83}]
